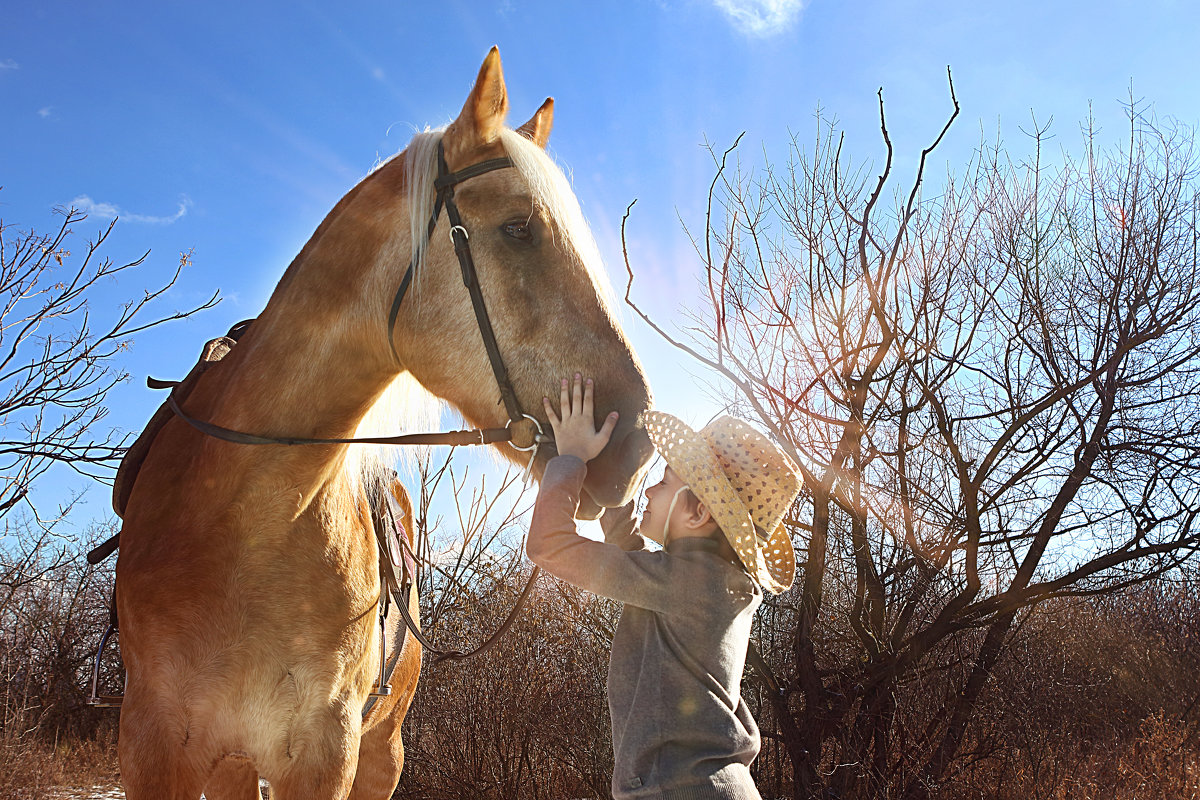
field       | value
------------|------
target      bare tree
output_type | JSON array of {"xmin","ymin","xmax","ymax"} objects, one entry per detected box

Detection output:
[
  {"xmin": 0, "ymin": 524, "xmax": 120, "ymax": 798},
  {"xmin": 624, "ymin": 84, "xmax": 1200, "ymax": 798},
  {"xmin": 0, "ymin": 197, "xmax": 216, "ymax": 793},
  {"xmin": 0, "ymin": 199, "xmax": 218, "ymax": 523},
  {"xmin": 407, "ymin": 451, "xmax": 535, "ymax": 650}
]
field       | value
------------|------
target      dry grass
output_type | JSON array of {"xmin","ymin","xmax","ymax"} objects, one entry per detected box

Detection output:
[
  {"xmin": 937, "ymin": 714, "xmax": 1200, "ymax": 800},
  {"xmin": 0, "ymin": 728, "xmax": 119, "ymax": 800}
]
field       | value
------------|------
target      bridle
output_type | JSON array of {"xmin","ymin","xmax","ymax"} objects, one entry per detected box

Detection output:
[
  {"xmin": 166, "ymin": 140, "xmax": 547, "ymax": 460},
  {"xmin": 375, "ymin": 140, "xmax": 547, "ymax": 669},
  {"xmin": 387, "ymin": 142, "xmax": 527, "ymax": 428}
]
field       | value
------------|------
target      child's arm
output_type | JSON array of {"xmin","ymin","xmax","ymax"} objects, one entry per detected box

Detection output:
[
  {"xmin": 526, "ymin": 455, "xmax": 687, "ymax": 610},
  {"xmin": 599, "ymin": 501, "xmax": 650, "ymax": 552},
  {"xmin": 547, "ymin": 375, "xmax": 647, "ymax": 551},
  {"xmin": 526, "ymin": 375, "xmax": 685, "ymax": 610}
]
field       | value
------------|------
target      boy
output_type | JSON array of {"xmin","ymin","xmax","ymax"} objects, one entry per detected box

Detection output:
[{"xmin": 527, "ymin": 374, "xmax": 802, "ymax": 800}]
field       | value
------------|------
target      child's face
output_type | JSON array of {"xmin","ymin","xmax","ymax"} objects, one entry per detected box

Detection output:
[{"xmin": 642, "ymin": 466, "xmax": 689, "ymax": 545}]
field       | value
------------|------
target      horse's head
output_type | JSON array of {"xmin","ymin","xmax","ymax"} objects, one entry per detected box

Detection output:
[{"xmin": 380, "ymin": 48, "xmax": 653, "ymax": 517}]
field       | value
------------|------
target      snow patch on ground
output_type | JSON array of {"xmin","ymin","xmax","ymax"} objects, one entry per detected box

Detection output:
[
  {"xmin": 44, "ymin": 780, "xmax": 271, "ymax": 798},
  {"xmin": 44, "ymin": 789, "xmax": 124, "ymax": 800}
]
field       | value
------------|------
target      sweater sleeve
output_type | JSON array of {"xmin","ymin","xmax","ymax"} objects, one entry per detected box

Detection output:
[{"xmin": 526, "ymin": 456, "xmax": 692, "ymax": 612}]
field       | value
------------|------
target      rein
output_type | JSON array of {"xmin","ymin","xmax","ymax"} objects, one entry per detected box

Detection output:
[
  {"xmin": 389, "ymin": 527, "xmax": 540, "ymax": 665},
  {"xmin": 360, "ymin": 481, "xmax": 540, "ymax": 718},
  {"xmin": 162, "ymin": 391, "xmax": 525, "ymax": 449}
]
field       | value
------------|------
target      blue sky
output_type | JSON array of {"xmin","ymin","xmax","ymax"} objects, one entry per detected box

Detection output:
[{"xmin": 2, "ymin": 0, "xmax": 1198, "ymax": 531}]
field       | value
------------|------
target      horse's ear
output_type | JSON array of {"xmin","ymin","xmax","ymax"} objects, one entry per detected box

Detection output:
[
  {"xmin": 516, "ymin": 98, "xmax": 554, "ymax": 149},
  {"xmin": 446, "ymin": 46, "xmax": 508, "ymax": 155}
]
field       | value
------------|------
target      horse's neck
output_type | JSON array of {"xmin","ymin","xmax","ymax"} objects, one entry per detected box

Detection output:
[
  {"xmin": 232, "ymin": 327, "xmax": 386, "ymax": 430},
  {"xmin": 192, "ymin": 265, "xmax": 398, "ymax": 505},
  {"xmin": 190, "ymin": 165, "xmax": 415, "ymax": 506}
]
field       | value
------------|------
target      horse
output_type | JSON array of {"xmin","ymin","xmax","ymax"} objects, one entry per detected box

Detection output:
[{"xmin": 114, "ymin": 47, "xmax": 654, "ymax": 800}]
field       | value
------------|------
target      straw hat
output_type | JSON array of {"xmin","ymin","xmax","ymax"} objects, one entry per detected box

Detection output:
[{"xmin": 643, "ymin": 411, "xmax": 802, "ymax": 594}]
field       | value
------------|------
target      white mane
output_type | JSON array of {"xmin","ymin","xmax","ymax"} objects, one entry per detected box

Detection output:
[{"xmin": 342, "ymin": 372, "xmax": 444, "ymax": 496}]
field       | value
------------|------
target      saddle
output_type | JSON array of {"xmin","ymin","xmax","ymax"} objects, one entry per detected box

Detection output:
[{"xmin": 111, "ymin": 320, "xmax": 251, "ymax": 519}]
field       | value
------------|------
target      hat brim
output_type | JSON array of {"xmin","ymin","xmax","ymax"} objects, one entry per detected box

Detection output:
[{"xmin": 644, "ymin": 412, "xmax": 795, "ymax": 594}]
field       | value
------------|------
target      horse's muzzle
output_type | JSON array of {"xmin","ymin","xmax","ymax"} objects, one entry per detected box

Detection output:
[{"xmin": 578, "ymin": 426, "xmax": 655, "ymax": 519}]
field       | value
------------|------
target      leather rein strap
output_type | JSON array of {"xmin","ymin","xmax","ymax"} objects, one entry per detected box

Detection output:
[
  {"xmin": 164, "ymin": 392, "xmax": 518, "ymax": 448},
  {"xmin": 390, "ymin": 529, "xmax": 540, "ymax": 665}
]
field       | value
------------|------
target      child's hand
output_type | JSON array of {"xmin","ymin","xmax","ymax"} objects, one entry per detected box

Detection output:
[{"xmin": 544, "ymin": 374, "xmax": 619, "ymax": 463}]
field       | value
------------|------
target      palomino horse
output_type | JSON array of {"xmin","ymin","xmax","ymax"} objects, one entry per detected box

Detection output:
[{"xmin": 115, "ymin": 47, "xmax": 653, "ymax": 799}]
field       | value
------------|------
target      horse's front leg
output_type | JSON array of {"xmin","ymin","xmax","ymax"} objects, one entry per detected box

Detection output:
[
  {"xmin": 118, "ymin": 685, "xmax": 213, "ymax": 800},
  {"xmin": 269, "ymin": 701, "xmax": 364, "ymax": 800}
]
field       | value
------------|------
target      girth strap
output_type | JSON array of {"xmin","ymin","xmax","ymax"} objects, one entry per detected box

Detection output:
[{"xmin": 362, "ymin": 483, "xmax": 414, "ymax": 719}]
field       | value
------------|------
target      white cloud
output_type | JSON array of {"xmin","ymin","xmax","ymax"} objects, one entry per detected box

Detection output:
[
  {"xmin": 72, "ymin": 196, "xmax": 120, "ymax": 218},
  {"xmin": 0, "ymin": 59, "xmax": 17, "ymax": 70},
  {"xmin": 713, "ymin": 0, "xmax": 806, "ymax": 36},
  {"xmin": 69, "ymin": 195, "xmax": 192, "ymax": 225},
  {"xmin": 371, "ymin": 66, "xmax": 385, "ymax": 82},
  {"xmin": 37, "ymin": 107, "xmax": 52, "ymax": 118}
]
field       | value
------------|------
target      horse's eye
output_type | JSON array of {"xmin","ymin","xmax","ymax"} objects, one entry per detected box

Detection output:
[{"xmin": 502, "ymin": 220, "xmax": 532, "ymax": 241}]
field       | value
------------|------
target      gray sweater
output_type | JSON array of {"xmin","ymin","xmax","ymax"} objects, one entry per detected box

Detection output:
[{"xmin": 527, "ymin": 456, "xmax": 764, "ymax": 800}]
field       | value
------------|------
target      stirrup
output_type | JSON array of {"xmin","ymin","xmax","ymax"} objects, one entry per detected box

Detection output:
[
  {"xmin": 87, "ymin": 623, "xmax": 125, "ymax": 708},
  {"xmin": 368, "ymin": 592, "xmax": 392, "ymax": 698}
]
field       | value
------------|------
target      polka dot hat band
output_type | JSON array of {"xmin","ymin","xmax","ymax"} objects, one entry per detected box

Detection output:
[{"xmin": 643, "ymin": 411, "xmax": 802, "ymax": 594}]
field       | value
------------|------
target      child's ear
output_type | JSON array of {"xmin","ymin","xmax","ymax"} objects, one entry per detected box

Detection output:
[{"xmin": 688, "ymin": 503, "xmax": 714, "ymax": 529}]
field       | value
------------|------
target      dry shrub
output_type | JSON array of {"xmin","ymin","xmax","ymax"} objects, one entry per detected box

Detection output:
[
  {"xmin": 932, "ymin": 573, "xmax": 1200, "ymax": 799},
  {"xmin": 395, "ymin": 563, "xmax": 1199, "ymax": 800},
  {"xmin": 398, "ymin": 566, "xmax": 616, "ymax": 800},
  {"xmin": 935, "ymin": 714, "xmax": 1200, "ymax": 800},
  {"xmin": 1, "ymin": 527, "xmax": 121, "ymax": 799},
  {"xmin": 4, "ymin": 523, "xmax": 1197, "ymax": 800},
  {"xmin": 740, "ymin": 571, "xmax": 1200, "ymax": 798}
]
